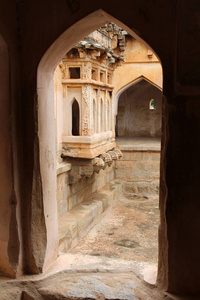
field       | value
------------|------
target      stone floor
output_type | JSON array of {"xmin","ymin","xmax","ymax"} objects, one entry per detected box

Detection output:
[{"xmin": 71, "ymin": 192, "xmax": 159, "ymax": 264}]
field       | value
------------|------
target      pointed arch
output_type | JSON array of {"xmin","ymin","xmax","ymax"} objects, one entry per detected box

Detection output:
[
  {"xmin": 37, "ymin": 9, "xmax": 162, "ymax": 270},
  {"xmin": 114, "ymin": 75, "xmax": 162, "ymax": 116},
  {"xmin": 72, "ymin": 99, "xmax": 80, "ymax": 136}
]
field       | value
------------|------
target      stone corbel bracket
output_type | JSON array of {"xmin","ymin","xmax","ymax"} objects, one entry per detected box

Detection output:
[{"xmin": 64, "ymin": 148, "xmax": 122, "ymax": 184}]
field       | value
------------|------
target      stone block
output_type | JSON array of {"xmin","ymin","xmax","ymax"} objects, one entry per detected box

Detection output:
[
  {"xmin": 146, "ymin": 161, "xmax": 160, "ymax": 172},
  {"xmin": 57, "ymin": 189, "xmax": 64, "ymax": 202},
  {"xmin": 71, "ymin": 178, "xmax": 85, "ymax": 194},
  {"xmin": 58, "ymin": 180, "xmax": 124, "ymax": 253},
  {"xmin": 57, "ymin": 174, "xmax": 65, "ymax": 189},
  {"xmin": 67, "ymin": 157, "xmax": 93, "ymax": 166},
  {"xmin": 151, "ymin": 152, "xmax": 160, "ymax": 161},
  {"xmin": 149, "ymin": 180, "xmax": 160, "ymax": 194},
  {"xmin": 77, "ymin": 215, "xmax": 87, "ymax": 231},
  {"xmin": 116, "ymin": 168, "xmax": 150, "ymax": 180},
  {"xmin": 21, "ymin": 291, "xmax": 36, "ymax": 300},
  {"xmin": 77, "ymin": 185, "xmax": 92, "ymax": 205},
  {"xmin": 93, "ymin": 200, "xmax": 103, "ymax": 215},
  {"xmin": 134, "ymin": 161, "xmax": 146, "ymax": 171},
  {"xmin": 64, "ymin": 173, "xmax": 70, "ymax": 185},
  {"xmin": 115, "ymin": 160, "xmax": 135, "ymax": 169},
  {"xmin": 119, "ymin": 151, "xmax": 132, "ymax": 160},
  {"xmin": 58, "ymin": 201, "xmax": 68, "ymax": 215},
  {"xmin": 80, "ymin": 165, "xmax": 94, "ymax": 177},
  {"xmin": 144, "ymin": 153, "xmax": 150, "ymax": 160},
  {"xmin": 64, "ymin": 185, "xmax": 71, "ymax": 199},
  {"xmin": 101, "ymin": 195, "xmax": 110, "ymax": 210},
  {"xmin": 85, "ymin": 211, "xmax": 94, "ymax": 227},
  {"xmin": 150, "ymin": 171, "xmax": 160, "ymax": 180},
  {"xmin": 68, "ymin": 194, "xmax": 78, "ymax": 210}
]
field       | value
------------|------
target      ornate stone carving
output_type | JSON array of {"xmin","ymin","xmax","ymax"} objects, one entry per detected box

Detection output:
[
  {"xmin": 93, "ymin": 157, "xmax": 105, "ymax": 173},
  {"xmin": 108, "ymin": 150, "xmax": 118, "ymax": 160},
  {"xmin": 100, "ymin": 152, "xmax": 112, "ymax": 167},
  {"xmin": 59, "ymin": 61, "xmax": 66, "ymax": 79},
  {"xmin": 114, "ymin": 149, "xmax": 123, "ymax": 159},
  {"xmin": 82, "ymin": 84, "xmax": 90, "ymax": 136},
  {"xmin": 82, "ymin": 62, "xmax": 90, "ymax": 79},
  {"xmin": 63, "ymin": 148, "xmax": 122, "ymax": 183}
]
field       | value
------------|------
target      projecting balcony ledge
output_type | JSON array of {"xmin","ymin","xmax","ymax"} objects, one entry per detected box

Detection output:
[
  {"xmin": 62, "ymin": 131, "xmax": 114, "ymax": 144},
  {"xmin": 62, "ymin": 140, "xmax": 116, "ymax": 159}
]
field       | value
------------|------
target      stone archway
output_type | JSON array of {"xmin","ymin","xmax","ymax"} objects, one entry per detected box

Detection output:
[
  {"xmin": 114, "ymin": 76, "xmax": 162, "ymax": 117},
  {"xmin": 37, "ymin": 9, "xmax": 165, "ymax": 278},
  {"xmin": 115, "ymin": 78, "xmax": 162, "ymax": 137}
]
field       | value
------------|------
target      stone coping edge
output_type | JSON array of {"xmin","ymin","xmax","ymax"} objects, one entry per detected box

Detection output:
[{"xmin": 57, "ymin": 162, "xmax": 72, "ymax": 175}]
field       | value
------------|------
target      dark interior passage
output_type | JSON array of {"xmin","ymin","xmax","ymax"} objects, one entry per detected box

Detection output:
[
  {"xmin": 116, "ymin": 80, "xmax": 162, "ymax": 137},
  {"xmin": 72, "ymin": 100, "xmax": 80, "ymax": 136}
]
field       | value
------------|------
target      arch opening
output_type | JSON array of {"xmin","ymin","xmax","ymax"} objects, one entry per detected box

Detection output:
[
  {"xmin": 72, "ymin": 99, "xmax": 80, "ymax": 136},
  {"xmin": 116, "ymin": 78, "xmax": 162, "ymax": 137},
  {"xmin": 37, "ymin": 9, "xmax": 163, "ymax": 281}
]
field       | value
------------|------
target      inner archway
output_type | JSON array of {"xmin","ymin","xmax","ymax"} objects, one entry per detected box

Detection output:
[
  {"xmin": 116, "ymin": 78, "xmax": 162, "ymax": 137},
  {"xmin": 37, "ymin": 10, "xmax": 164, "ymax": 283}
]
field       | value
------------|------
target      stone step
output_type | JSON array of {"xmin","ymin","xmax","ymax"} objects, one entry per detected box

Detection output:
[{"xmin": 58, "ymin": 180, "xmax": 123, "ymax": 252}]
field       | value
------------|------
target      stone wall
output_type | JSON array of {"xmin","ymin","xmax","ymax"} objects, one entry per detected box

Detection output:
[
  {"xmin": 57, "ymin": 163, "xmax": 115, "ymax": 216},
  {"xmin": 57, "ymin": 162, "xmax": 115, "ymax": 252},
  {"xmin": 113, "ymin": 36, "xmax": 162, "ymax": 98},
  {"xmin": 115, "ymin": 146, "xmax": 160, "ymax": 194}
]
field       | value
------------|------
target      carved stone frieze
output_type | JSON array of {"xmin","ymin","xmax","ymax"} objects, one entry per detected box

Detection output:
[{"xmin": 82, "ymin": 84, "xmax": 90, "ymax": 136}]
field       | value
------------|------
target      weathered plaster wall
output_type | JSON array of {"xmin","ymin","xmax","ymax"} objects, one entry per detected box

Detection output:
[
  {"xmin": 54, "ymin": 65, "xmax": 64, "ymax": 163},
  {"xmin": 117, "ymin": 81, "xmax": 162, "ymax": 137},
  {"xmin": 113, "ymin": 36, "xmax": 162, "ymax": 98}
]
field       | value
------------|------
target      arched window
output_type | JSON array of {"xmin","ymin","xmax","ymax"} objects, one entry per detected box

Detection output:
[
  {"xmin": 149, "ymin": 98, "xmax": 156, "ymax": 110},
  {"xmin": 93, "ymin": 99, "xmax": 96, "ymax": 134},
  {"xmin": 72, "ymin": 99, "xmax": 80, "ymax": 135}
]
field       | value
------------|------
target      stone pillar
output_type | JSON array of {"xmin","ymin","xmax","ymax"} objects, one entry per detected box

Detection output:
[{"xmin": 158, "ymin": 93, "xmax": 200, "ymax": 295}]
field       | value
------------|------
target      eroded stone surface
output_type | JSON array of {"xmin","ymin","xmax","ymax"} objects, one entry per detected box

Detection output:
[{"xmin": 71, "ymin": 193, "xmax": 159, "ymax": 263}]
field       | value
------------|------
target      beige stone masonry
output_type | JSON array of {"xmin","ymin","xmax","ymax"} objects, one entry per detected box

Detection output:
[
  {"xmin": 115, "ymin": 137, "xmax": 161, "ymax": 182},
  {"xmin": 58, "ymin": 180, "xmax": 123, "ymax": 253}
]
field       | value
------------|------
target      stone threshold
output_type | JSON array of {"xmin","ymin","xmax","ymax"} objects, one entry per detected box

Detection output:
[{"xmin": 58, "ymin": 180, "xmax": 123, "ymax": 252}]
